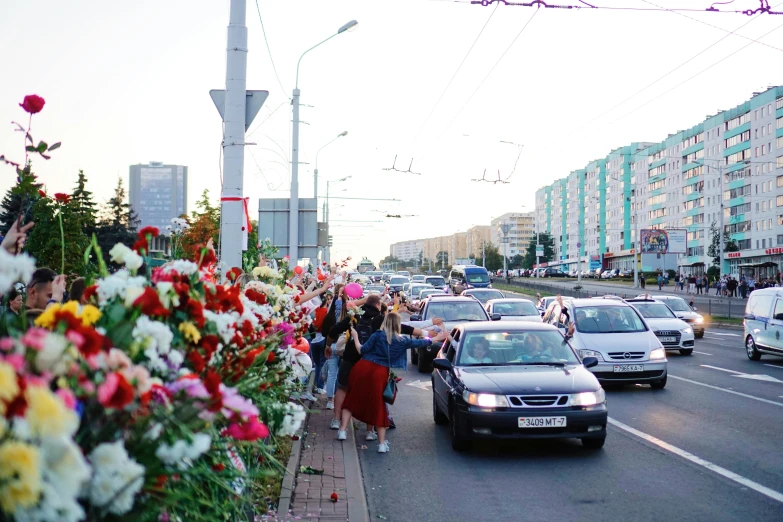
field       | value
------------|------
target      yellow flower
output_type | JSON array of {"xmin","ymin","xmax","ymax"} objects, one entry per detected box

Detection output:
[
  {"xmin": 178, "ymin": 321, "xmax": 202, "ymax": 344},
  {"xmin": 25, "ymin": 386, "xmax": 79, "ymax": 438},
  {"xmin": 33, "ymin": 303, "xmax": 59, "ymax": 329},
  {"xmin": 61, "ymin": 300, "xmax": 79, "ymax": 316},
  {"xmin": 0, "ymin": 441, "xmax": 42, "ymax": 512},
  {"xmin": 0, "ymin": 362, "xmax": 19, "ymax": 403},
  {"xmin": 80, "ymin": 304, "xmax": 102, "ymax": 326}
]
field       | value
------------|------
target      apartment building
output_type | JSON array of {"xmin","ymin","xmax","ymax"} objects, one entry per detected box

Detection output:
[
  {"xmin": 389, "ymin": 239, "xmax": 423, "ymax": 261},
  {"xmin": 535, "ymin": 86, "xmax": 783, "ymax": 278},
  {"xmin": 490, "ymin": 212, "xmax": 536, "ymax": 258}
]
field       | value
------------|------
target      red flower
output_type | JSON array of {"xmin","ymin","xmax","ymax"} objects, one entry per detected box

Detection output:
[
  {"xmin": 200, "ymin": 335, "xmax": 220, "ymax": 360},
  {"xmin": 187, "ymin": 350, "xmax": 206, "ymax": 374},
  {"xmin": 197, "ymin": 244, "xmax": 217, "ymax": 268},
  {"xmin": 225, "ymin": 416, "xmax": 270, "ymax": 441},
  {"xmin": 204, "ymin": 370, "xmax": 223, "ymax": 412},
  {"xmin": 53, "ymin": 193, "xmax": 71, "ymax": 204},
  {"xmin": 75, "ymin": 325, "xmax": 109, "ymax": 358},
  {"xmin": 132, "ymin": 238, "xmax": 148, "ymax": 255},
  {"xmin": 20, "ymin": 94, "xmax": 45, "ymax": 114},
  {"xmin": 83, "ymin": 285, "xmax": 98, "ymax": 303},
  {"xmin": 267, "ymin": 351, "xmax": 276, "ymax": 363},
  {"xmin": 212, "ymin": 463, "xmax": 226, "ymax": 472},
  {"xmin": 37, "ymin": 189, "xmax": 47, "ymax": 198},
  {"xmin": 330, "ymin": 492, "xmax": 339, "ymax": 503},
  {"xmin": 97, "ymin": 372, "xmax": 135, "ymax": 409},
  {"xmin": 133, "ymin": 287, "xmax": 170, "ymax": 317},
  {"xmin": 227, "ymin": 267, "xmax": 243, "ymax": 283},
  {"xmin": 186, "ymin": 299, "xmax": 205, "ymax": 328},
  {"xmin": 139, "ymin": 226, "xmax": 159, "ymax": 238},
  {"xmin": 245, "ymin": 289, "xmax": 267, "ymax": 305}
]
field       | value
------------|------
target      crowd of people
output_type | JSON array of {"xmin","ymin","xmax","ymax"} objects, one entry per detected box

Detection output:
[{"xmin": 657, "ymin": 272, "xmax": 782, "ymax": 298}]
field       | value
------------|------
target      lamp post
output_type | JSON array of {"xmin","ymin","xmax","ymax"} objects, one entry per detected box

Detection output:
[
  {"xmin": 289, "ymin": 20, "xmax": 358, "ymax": 263},
  {"xmin": 314, "ymin": 131, "xmax": 348, "ymax": 215}
]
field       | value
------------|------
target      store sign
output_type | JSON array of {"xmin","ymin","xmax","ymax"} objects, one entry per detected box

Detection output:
[
  {"xmin": 604, "ymin": 252, "xmax": 614, "ymax": 258},
  {"xmin": 727, "ymin": 252, "xmax": 742, "ymax": 258},
  {"xmin": 589, "ymin": 255, "xmax": 601, "ymax": 271},
  {"xmin": 765, "ymin": 248, "xmax": 783, "ymax": 255}
]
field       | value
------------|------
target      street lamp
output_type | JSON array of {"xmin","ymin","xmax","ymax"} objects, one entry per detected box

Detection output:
[
  {"xmin": 314, "ymin": 131, "xmax": 348, "ymax": 217},
  {"xmin": 289, "ymin": 20, "xmax": 358, "ymax": 263}
]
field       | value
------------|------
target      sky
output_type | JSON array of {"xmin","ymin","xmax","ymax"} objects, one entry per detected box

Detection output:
[{"xmin": 1, "ymin": 0, "xmax": 782, "ymax": 267}]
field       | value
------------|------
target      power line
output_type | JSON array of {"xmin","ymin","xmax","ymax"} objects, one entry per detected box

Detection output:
[
  {"xmin": 254, "ymin": 0, "xmax": 288, "ymax": 98},
  {"xmin": 413, "ymin": 1, "xmax": 500, "ymax": 141},
  {"xmin": 438, "ymin": 7, "xmax": 539, "ymax": 139},
  {"xmin": 467, "ymin": 0, "xmax": 783, "ymax": 16}
]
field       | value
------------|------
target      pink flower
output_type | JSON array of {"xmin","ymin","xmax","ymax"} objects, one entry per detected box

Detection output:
[
  {"xmin": 97, "ymin": 372, "xmax": 134, "ymax": 409},
  {"xmin": 65, "ymin": 330, "xmax": 85, "ymax": 348},
  {"xmin": 225, "ymin": 416, "xmax": 269, "ymax": 441},
  {"xmin": 0, "ymin": 337, "xmax": 15, "ymax": 352},
  {"xmin": 56, "ymin": 388, "xmax": 77, "ymax": 409},
  {"xmin": 105, "ymin": 348, "xmax": 132, "ymax": 370},
  {"xmin": 121, "ymin": 365, "xmax": 152, "ymax": 394},
  {"xmin": 2, "ymin": 353, "xmax": 25, "ymax": 371},
  {"xmin": 26, "ymin": 376, "xmax": 50, "ymax": 388},
  {"xmin": 168, "ymin": 377, "xmax": 210, "ymax": 399},
  {"xmin": 220, "ymin": 385, "xmax": 259, "ymax": 419},
  {"xmin": 22, "ymin": 328, "xmax": 49, "ymax": 351}
]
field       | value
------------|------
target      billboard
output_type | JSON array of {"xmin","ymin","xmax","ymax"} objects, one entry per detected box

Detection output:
[
  {"xmin": 589, "ymin": 255, "xmax": 602, "ymax": 271},
  {"xmin": 640, "ymin": 229, "xmax": 686, "ymax": 254}
]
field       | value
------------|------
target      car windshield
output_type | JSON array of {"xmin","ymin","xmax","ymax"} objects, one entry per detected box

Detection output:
[
  {"xmin": 426, "ymin": 277, "xmax": 446, "ymax": 286},
  {"xmin": 574, "ymin": 306, "xmax": 647, "ymax": 333},
  {"xmin": 493, "ymin": 301, "xmax": 538, "ymax": 316},
  {"xmin": 411, "ymin": 285, "xmax": 433, "ymax": 298},
  {"xmin": 633, "ymin": 303, "xmax": 676, "ymax": 319},
  {"xmin": 457, "ymin": 331, "xmax": 579, "ymax": 366},
  {"xmin": 390, "ymin": 277, "xmax": 408, "ymax": 284},
  {"xmin": 424, "ymin": 302, "xmax": 487, "ymax": 322},
  {"xmin": 662, "ymin": 299, "xmax": 690, "ymax": 312},
  {"xmin": 412, "ymin": 275, "xmax": 425, "ymax": 281},
  {"xmin": 466, "ymin": 272, "xmax": 490, "ymax": 283},
  {"xmin": 366, "ymin": 285, "xmax": 386, "ymax": 293},
  {"xmin": 467, "ymin": 290, "xmax": 504, "ymax": 303},
  {"xmin": 421, "ymin": 290, "xmax": 445, "ymax": 298}
]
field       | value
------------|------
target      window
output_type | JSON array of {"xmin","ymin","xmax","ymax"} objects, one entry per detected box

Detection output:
[
  {"xmin": 725, "ymin": 130, "xmax": 750, "ymax": 148},
  {"xmin": 648, "ymin": 164, "xmax": 667, "ymax": 177},
  {"xmin": 725, "ymin": 112, "xmax": 750, "ymax": 131},
  {"xmin": 682, "ymin": 133, "xmax": 704, "ymax": 149},
  {"xmin": 725, "ymin": 203, "xmax": 751, "ymax": 216},
  {"xmin": 777, "ymin": 97, "xmax": 783, "ymax": 110},
  {"xmin": 683, "ymin": 198, "xmax": 704, "ymax": 210},
  {"xmin": 726, "ymin": 221, "xmax": 751, "ymax": 233},
  {"xmin": 778, "ymin": 156, "xmax": 783, "ymax": 169},
  {"xmin": 648, "ymin": 179, "xmax": 666, "ymax": 191},
  {"xmin": 725, "ymin": 167, "xmax": 751, "ymax": 182},
  {"xmin": 723, "ymin": 184, "xmax": 751, "ymax": 200},
  {"xmin": 736, "ymin": 239, "xmax": 751, "ymax": 250},
  {"xmin": 687, "ymin": 230, "xmax": 705, "ymax": 241},
  {"xmin": 778, "ymin": 116, "xmax": 783, "ymax": 129},
  {"xmin": 725, "ymin": 148, "xmax": 752, "ymax": 165},
  {"xmin": 684, "ymin": 165, "xmax": 704, "ymax": 180},
  {"xmin": 682, "ymin": 181, "xmax": 704, "ymax": 196},
  {"xmin": 778, "ymin": 234, "xmax": 783, "ymax": 245},
  {"xmin": 683, "ymin": 213, "xmax": 704, "ymax": 225},
  {"xmin": 687, "ymin": 246, "xmax": 705, "ymax": 256},
  {"xmin": 683, "ymin": 150, "xmax": 705, "ymax": 164}
]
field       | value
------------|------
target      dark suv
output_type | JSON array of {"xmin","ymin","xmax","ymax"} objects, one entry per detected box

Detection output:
[{"xmin": 542, "ymin": 268, "xmax": 567, "ymax": 278}]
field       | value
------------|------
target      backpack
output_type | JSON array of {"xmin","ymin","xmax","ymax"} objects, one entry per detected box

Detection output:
[{"xmin": 354, "ymin": 315, "xmax": 374, "ymax": 345}]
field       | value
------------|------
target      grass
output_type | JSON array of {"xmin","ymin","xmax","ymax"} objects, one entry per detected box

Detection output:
[
  {"xmin": 251, "ymin": 434, "xmax": 294, "ymax": 513},
  {"xmin": 706, "ymin": 315, "xmax": 743, "ymax": 325},
  {"xmin": 493, "ymin": 283, "xmax": 552, "ymax": 299}
]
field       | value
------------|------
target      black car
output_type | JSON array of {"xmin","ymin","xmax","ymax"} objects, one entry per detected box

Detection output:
[
  {"xmin": 431, "ymin": 322, "xmax": 607, "ymax": 451},
  {"xmin": 387, "ymin": 276, "xmax": 410, "ymax": 294},
  {"xmin": 542, "ymin": 268, "xmax": 567, "ymax": 278}
]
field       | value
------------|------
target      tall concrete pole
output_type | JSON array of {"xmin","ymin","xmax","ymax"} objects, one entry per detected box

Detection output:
[
  {"xmin": 289, "ymin": 88, "xmax": 301, "ymax": 263},
  {"xmin": 219, "ymin": 0, "xmax": 248, "ymax": 271}
]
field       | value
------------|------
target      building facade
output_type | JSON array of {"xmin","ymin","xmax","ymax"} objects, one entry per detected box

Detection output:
[
  {"xmin": 129, "ymin": 162, "xmax": 188, "ymax": 231},
  {"xmin": 490, "ymin": 212, "xmax": 536, "ymax": 259},
  {"xmin": 535, "ymin": 86, "xmax": 783, "ymax": 279},
  {"xmin": 390, "ymin": 239, "xmax": 423, "ymax": 261}
]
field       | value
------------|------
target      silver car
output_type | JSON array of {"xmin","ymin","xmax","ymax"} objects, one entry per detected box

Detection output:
[{"xmin": 485, "ymin": 298, "xmax": 542, "ymax": 323}]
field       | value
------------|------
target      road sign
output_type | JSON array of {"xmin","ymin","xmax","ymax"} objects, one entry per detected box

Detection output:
[
  {"xmin": 210, "ymin": 89, "xmax": 269, "ymax": 131},
  {"xmin": 577, "ymin": 242, "xmax": 582, "ymax": 248},
  {"xmin": 536, "ymin": 246, "xmax": 544, "ymax": 257}
]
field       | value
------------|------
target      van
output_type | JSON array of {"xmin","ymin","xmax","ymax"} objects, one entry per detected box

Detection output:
[
  {"xmin": 744, "ymin": 288, "xmax": 783, "ymax": 360},
  {"xmin": 449, "ymin": 265, "xmax": 492, "ymax": 294}
]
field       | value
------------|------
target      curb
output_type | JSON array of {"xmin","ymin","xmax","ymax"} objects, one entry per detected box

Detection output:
[
  {"xmin": 345, "ymin": 420, "xmax": 370, "ymax": 522},
  {"xmin": 708, "ymin": 323, "xmax": 743, "ymax": 330},
  {"xmin": 277, "ymin": 375, "xmax": 314, "ymax": 518}
]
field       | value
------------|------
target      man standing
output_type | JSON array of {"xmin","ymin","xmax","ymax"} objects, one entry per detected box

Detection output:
[{"xmin": 26, "ymin": 268, "xmax": 66, "ymax": 311}]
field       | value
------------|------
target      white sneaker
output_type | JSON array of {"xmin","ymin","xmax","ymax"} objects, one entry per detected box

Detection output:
[
  {"xmin": 337, "ymin": 430, "xmax": 347, "ymax": 441},
  {"xmin": 377, "ymin": 441, "xmax": 390, "ymax": 453},
  {"xmin": 329, "ymin": 419, "xmax": 340, "ymax": 430},
  {"xmin": 315, "ymin": 388, "xmax": 326, "ymax": 395},
  {"xmin": 326, "ymin": 400, "xmax": 334, "ymax": 410},
  {"xmin": 365, "ymin": 431, "xmax": 378, "ymax": 441}
]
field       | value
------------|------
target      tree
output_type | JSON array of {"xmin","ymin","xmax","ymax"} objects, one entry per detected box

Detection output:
[
  {"xmin": 95, "ymin": 177, "xmax": 139, "ymax": 257},
  {"xmin": 25, "ymin": 196, "xmax": 90, "ymax": 276},
  {"xmin": 380, "ymin": 255, "xmax": 404, "ymax": 270},
  {"xmin": 181, "ymin": 189, "xmax": 220, "ymax": 259},
  {"xmin": 509, "ymin": 254, "xmax": 524, "ymax": 270},
  {"xmin": 483, "ymin": 243, "xmax": 504, "ymax": 271},
  {"xmin": 707, "ymin": 221, "xmax": 738, "ymax": 267},
  {"xmin": 522, "ymin": 233, "xmax": 555, "ymax": 269},
  {"xmin": 0, "ymin": 178, "xmax": 42, "ymax": 236},
  {"xmin": 71, "ymin": 170, "xmax": 98, "ymax": 237}
]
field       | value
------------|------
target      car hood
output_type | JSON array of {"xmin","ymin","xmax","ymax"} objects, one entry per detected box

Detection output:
[
  {"xmin": 673, "ymin": 311, "xmax": 702, "ymax": 320},
  {"xmin": 575, "ymin": 331, "xmax": 660, "ymax": 353},
  {"xmin": 645, "ymin": 318, "xmax": 689, "ymax": 331},
  {"xmin": 498, "ymin": 315, "xmax": 542, "ymax": 323},
  {"xmin": 455, "ymin": 365, "xmax": 599, "ymax": 394}
]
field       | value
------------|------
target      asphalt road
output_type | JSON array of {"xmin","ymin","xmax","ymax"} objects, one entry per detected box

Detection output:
[{"xmin": 356, "ymin": 328, "xmax": 783, "ymax": 522}]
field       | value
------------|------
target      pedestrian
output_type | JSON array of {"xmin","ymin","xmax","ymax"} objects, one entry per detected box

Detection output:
[
  {"xmin": 321, "ymin": 283, "xmax": 348, "ymax": 412},
  {"xmin": 639, "ymin": 272, "xmax": 646, "ymax": 289},
  {"xmin": 657, "ymin": 273, "xmax": 663, "ymax": 290},
  {"xmin": 310, "ymin": 296, "xmax": 330, "ymax": 394},
  {"xmin": 695, "ymin": 275, "xmax": 703, "ymax": 295},
  {"xmin": 336, "ymin": 313, "xmax": 445, "ymax": 452},
  {"xmin": 674, "ymin": 273, "xmax": 679, "ymax": 292},
  {"xmin": 0, "ymin": 287, "xmax": 23, "ymax": 335},
  {"xmin": 679, "ymin": 273, "xmax": 685, "ymax": 292},
  {"xmin": 68, "ymin": 277, "xmax": 88, "ymax": 305}
]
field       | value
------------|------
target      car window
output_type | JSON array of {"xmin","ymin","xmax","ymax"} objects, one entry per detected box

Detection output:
[
  {"xmin": 426, "ymin": 277, "xmax": 446, "ymax": 286},
  {"xmin": 457, "ymin": 331, "xmax": 579, "ymax": 366},
  {"xmin": 633, "ymin": 303, "xmax": 676, "ymax": 319},
  {"xmin": 574, "ymin": 306, "xmax": 647, "ymax": 333},
  {"xmin": 661, "ymin": 298, "xmax": 690, "ymax": 312},
  {"xmin": 466, "ymin": 272, "xmax": 490, "ymax": 284},
  {"xmin": 774, "ymin": 299, "xmax": 783, "ymax": 320},
  {"xmin": 467, "ymin": 290, "xmax": 504, "ymax": 302},
  {"xmin": 494, "ymin": 301, "xmax": 538, "ymax": 316},
  {"xmin": 424, "ymin": 302, "xmax": 487, "ymax": 322},
  {"xmin": 747, "ymin": 295, "xmax": 773, "ymax": 319},
  {"xmin": 411, "ymin": 285, "xmax": 433, "ymax": 298},
  {"xmin": 390, "ymin": 277, "xmax": 408, "ymax": 284}
]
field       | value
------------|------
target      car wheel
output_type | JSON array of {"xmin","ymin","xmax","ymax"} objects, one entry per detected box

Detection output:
[
  {"xmin": 411, "ymin": 349, "xmax": 419, "ymax": 365},
  {"xmin": 746, "ymin": 336, "xmax": 762, "ymax": 361},
  {"xmin": 433, "ymin": 394, "xmax": 448, "ymax": 425},
  {"xmin": 650, "ymin": 376, "xmax": 667, "ymax": 389},
  {"xmin": 417, "ymin": 350, "xmax": 432, "ymax": 373},
  {"xmin": 695, "ymin": 332, "xmax": 704, "ymax": 339},
  {"xmin": 449, "ymin": 406, "xmax": 471, "ymax": 452},
  {"xmin": 581, "ymin": 437, "xmax": 605, "ymax": 449},
  {"xmin": 679, "ymin": 348, "xmax": 693, "ymax": 356}
]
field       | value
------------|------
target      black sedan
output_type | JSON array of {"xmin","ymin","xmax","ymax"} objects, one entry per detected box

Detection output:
[{"xmin": 431, "ymin": 322, "xmax": 607, "ymax": 451}]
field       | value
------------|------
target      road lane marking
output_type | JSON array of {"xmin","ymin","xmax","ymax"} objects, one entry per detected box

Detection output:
[
  {"xmin": 608, "ymin": 418, "xmax": 783, "ymax": 504},
  {"xmin": 405, "ymin": 379, "xmax": 431, "ymax": 390},
  {"xmin": 669, "ymin": 375, "xmax": 783, "ymax": 407},
  {"xmin": 700, "ymin": 364, "xmax": 783, "ymax": 383},
  {"xmin": 764, "ymin": 364, "xmax": 783, "ymax": 370},
  {"xmin": 693, "ymin": 351, "xmax": 713, "ymax": 355},
  {"xmin": 709, "ymin": 333, "xmax": 741, "ymax": 337},
  {"xmin": 700, "ymin": 364, "xmax": 742, "ymax": 374}
]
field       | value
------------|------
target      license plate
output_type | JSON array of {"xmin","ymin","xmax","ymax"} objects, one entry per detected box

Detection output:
[
  {"xmin": 613, "ymin": 364, "xmax": 644, "ymax": 372},
  {"xmin": 518, "ymin": 417, "xmax": 567, "ymax": 428},
  {"xmin": 658, "ymin": 337, "xmax": 676, "ymax": 343}
]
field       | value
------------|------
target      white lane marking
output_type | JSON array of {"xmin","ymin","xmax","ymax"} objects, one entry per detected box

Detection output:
[
  {"xmin": 669, "ymin": 375, "xmax": 783, "ymax": 407},
  {"xmin": 404, "ymin": 379, "xmax": 431, "ymax": 390},
  {"xmin": 608, "ymin": 418, "xmax": 783, "ymax": 504},
  {"xmin": 693, "ymin": 351, "xmax": 713, "ymax": 355},
  {"xmin": 764, "ymin": 364, "xmax": 783, "ymax": 370},
  {"xmin": 700, "ymin": 364, "xmax": 783, "ymax": 383},
  {"xmin": 709, "ymin": 332, "xmax": 741, "ymax": 337},
  {"xmin": 701, "ymin": 364, "xmax": 742, "ymax": 374}
]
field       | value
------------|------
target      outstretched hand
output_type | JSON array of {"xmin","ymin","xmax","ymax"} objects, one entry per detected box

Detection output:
[{"xmin": 1, "ymin": 220, "xmax": 34, "ymax": 254}]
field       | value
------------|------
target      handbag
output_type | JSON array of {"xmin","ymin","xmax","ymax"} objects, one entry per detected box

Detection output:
[{"xmin": 382, "ymin": 337, "xmax": 397, "ymax": 404}]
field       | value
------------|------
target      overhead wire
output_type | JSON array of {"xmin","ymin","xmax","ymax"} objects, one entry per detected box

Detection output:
[
  {"xmin": 466, "ymin": 0, "xmax": 783, "ymax": 16},
  {"xmin": 254, "ymin": 0, "xmax": 288, "ymax": 98}
]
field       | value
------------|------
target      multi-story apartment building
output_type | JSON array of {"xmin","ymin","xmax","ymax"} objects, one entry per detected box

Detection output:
[
  {"xmin": 490, "ymin": 212, "xmax": 536, "ymax": 259},
  {"xmin": 535, "ymin": 86, "xmax": 783, "ymax": 279},
  {"xmin": 466, "ymin": 225, "xmax": 492, "ymax": 259},
  {"xmin": 129, "ymin": 162, "xmax": 188, "ymax": 230},
  {"xmin": 390, "ymin": 240, "xmax": 423, "ymax": 261}
]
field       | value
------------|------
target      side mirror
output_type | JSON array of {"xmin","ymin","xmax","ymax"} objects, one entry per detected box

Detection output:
[
  {"xmin": 410, "ymin": 314, "xmax": 422, "ymax": 322},
  {"xmin": 432, "ymin": 358, "xmax": 453, "ymax": 372},
  {"xmin": 491, "ymin": 313, "xmax": 502, "ymax": 321},
  {"xmin": 582, "ymin": 356, "xmax": 599, "ymax": 368}
]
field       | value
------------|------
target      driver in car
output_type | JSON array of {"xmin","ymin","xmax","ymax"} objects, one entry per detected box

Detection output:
[
  {"xmin": 520, "ymin": 334, "xmax": 556, "ymax": 361},
  {"xmin": 463, "ymin": 338, "xmax": 492, "ymax": 364}
]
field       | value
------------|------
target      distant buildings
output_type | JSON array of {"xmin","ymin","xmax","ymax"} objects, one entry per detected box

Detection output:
[
  {"xmin": 390, "ymin": 239, "xmax": 424, "ymax": 261},
  {"xmin": 490, "ymin": 212, "xmax": 536, "ymax": 259},
  {"xmin": 129, "ymin": 162, "xmax": 188, "ymax": 231}
]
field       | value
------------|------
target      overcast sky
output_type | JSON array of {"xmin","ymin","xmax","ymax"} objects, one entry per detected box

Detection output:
[{"xmin": 2, "ymin": 0, "xmax": 782, "ymax": 266}]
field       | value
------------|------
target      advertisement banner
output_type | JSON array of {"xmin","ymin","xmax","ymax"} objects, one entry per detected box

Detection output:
[
  {"xmin": 589, "ymin": 255, "xmax": 601, "ymax": 271},
  {"xmin": 640, "ymin": 229, "xmax": 687, "ymax": 254}
]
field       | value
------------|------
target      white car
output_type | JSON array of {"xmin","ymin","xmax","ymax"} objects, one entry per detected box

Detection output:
[
  {"xmin": 542, "ymin": 298, "xmax": 668, "ymax": 389},
  {"xmin": 485, "ymin": 298, "xmax": 542, "ymax": 322},
  {"xmin": 625, "ymin": 299, "xmax": 695, "ymax": 356}
]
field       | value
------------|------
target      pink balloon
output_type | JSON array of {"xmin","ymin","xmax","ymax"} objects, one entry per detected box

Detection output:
[
  {"xmin": 344, "ymin": 282, "xmax": 363, "ymax": 299},
  {"xmin": 294, "ymin": 265, "xmax": 303, "ymax": 275}
]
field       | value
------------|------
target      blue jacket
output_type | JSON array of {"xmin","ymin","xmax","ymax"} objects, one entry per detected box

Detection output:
[{"xmin": 359, "ymin": 330, "xmax": 432, "ymax": 369}]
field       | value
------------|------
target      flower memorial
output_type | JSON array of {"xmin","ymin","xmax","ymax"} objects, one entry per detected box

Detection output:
[{"xmin": 0, "ymin": 96, "xmax": 335, "ymax": 521}]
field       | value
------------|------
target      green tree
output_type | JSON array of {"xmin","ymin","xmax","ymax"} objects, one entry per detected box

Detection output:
[
  {"xmin": 25, "ymin": 197, "xmax": 90, "ymax": 276},
  {"xmin": 181, "ymin": 190, "xmax": 220, "ymax": 259},
  {"xmin": 707, "ymin": 221, "xmax": 738, "ymax": 267},
  {"xmin": 95, "ymin": 177, "xmax": 139, "ymax": 257},
  {"xmin": 0, "ymin": 180, "xmax": 42, "ymax": 236},
  {"xmin": 522, "ymin": 233, "xmax": 555, "ymax": 269},
  {"xmin": 71, "ymin": 170, "xmax": 98, "ymax": 237},
  {"xmin": 509, "ymin": 254, "xmax": 524, "ymax": 269},
  {"xmin": 242, "ymin": 219, "xmax": 259, "ymax": 272},
  {"xmin": 483, "ymin": 243, "xmax": 504, "ymax": 271}
]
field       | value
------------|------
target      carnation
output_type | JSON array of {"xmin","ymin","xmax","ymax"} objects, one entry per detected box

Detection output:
[
  {"xmin": 87, "ymin": 440, "xmax": 145, "ymax": 516},
  {"xmin": 133, "ymin": 316, "xmax": 179, "ymax": 374},
  {"xmin": 274, "ymin": 402, "xmax": 307, "ymax": 437},
  {"xmin": 108, "ymin": 243, "xmax": 143, "ymax": 271},
  {"xmin": 155, "ymin": 433, "xmax": 212, "ymax": 470},
  {"xmin": 0, "ymin": 248, "xmax": 36, "ymax": 295},
  {"xmin": 203, "ymin": 310, "xmax": 238, "ymax": 345},
  {"xmin": 95, "ymin": 270, "xmax": 147, "ymax": 306}
]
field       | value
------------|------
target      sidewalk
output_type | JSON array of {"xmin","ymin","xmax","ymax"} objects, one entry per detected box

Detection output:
[{"xmin": 280, "ymin": 394, "xmax": 369, "ymax": 522}]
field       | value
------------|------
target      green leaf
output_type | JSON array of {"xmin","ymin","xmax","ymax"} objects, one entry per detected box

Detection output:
[
  {"xmin": 109, "ymin": 321, "xmax": 135, "ymax": 349},
  {"xmin": 37, "ymin": 141, "xmax": 48, "ymax": 153},
  {"xmin": 48, "ymin": 142, "xmax": 61, "ymax": 152},
  {"xmin": 26, "ymin": 146, "xmax": 37, "ymax": 152},
  {"xmin": 106, "ymin": 302, "xmax": 127, "ymax": 323}
]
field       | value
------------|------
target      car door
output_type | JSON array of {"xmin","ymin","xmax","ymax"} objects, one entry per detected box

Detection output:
[
  {"xmin": 766, "ymin": 298, "xmax": 783, "ymax": 354},
  {"xmin": 433, "ymin": 329, "xmax": 460, "ymax": 411}
]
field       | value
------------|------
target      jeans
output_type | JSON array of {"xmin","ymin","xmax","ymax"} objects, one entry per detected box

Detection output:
[
  {"xmin": 325, "ymin": 350, "xmax": 340, "ymax": 399},
  {"xmin": 310, "ymin": 338, "xmax": 326, "ymax": 390}
]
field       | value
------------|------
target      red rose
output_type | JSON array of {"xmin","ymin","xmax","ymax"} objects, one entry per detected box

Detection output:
[
  {"xmin": 53, "ymin": 193, "xmax": 71, "ymax": 204},
  {"xmin": 330, "ymin": 492, "xmax": 339, "ymax": 503},
  {"xmin": 187, "ymin": 350, "xmax": 206, "ymax": 374},
  {"xmin": 139, "ymin": 226, "xmax": 159, "ymax": 238},
  {"xmin": 133, "ymin": 287, "xmax": 170, "ymax": 317},
  {"xmin": 20, "ymin": 94, "xmax": 45, "ymax": 114},
  {"xmin": 77, "ymin": 326, "xmax": 109, "ymax": 357},
  {"xmin": 37, "ymin": 190, "xmax": 47, "ymax": 198},
  {"xmin": 227, "ymin": 267, "xmax": 242, "ymax": 283}
]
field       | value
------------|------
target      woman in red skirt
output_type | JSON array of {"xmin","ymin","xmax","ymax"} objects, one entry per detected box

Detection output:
[{"xmin": 337, "ymin": 312, "xmax": 446, "ymax": 453}]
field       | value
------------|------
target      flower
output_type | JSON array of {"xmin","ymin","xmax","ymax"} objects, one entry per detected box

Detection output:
[
  {"xmin": 0, "ymin": 360, "xmax": 20, "ymax": 403},
  {"xmin": 0, "ymin": 441, "xmax": 42, "ymax": 512},
  {"xmin": 225, "ymin": 416, "xmax": 269, "ymax": 441},
  {"xmin": 133, "ymin": 287, "xmax": 170, "ymax": 317},
  {"xmin": 80, "ymin": 304, "xmax": 101, "ymax": 326},
  {"xmin": 155, "ymin": 433, "xmax": 212, "ymax": 470},
  {"xmin": 139, "ymin": 226, "xmax": 160, "ymax": 238},
  {"xmin": 330, "ymin": 491, "xmax": 339, "ymax": 503},
  {"xmin": 37, "ymin": 189, "xmax": 47, "ymax": 198},
  {"xmin": 19, "ymin": 94, "xmax": 45, "ymax": 114},
  {"xmin": 87, "ymin": 440, "xmax": 145, "ymax": 515},
  {"xmin": 53, "ymin": 193, "xmax": 71, "ymax": 204},
  {"xmin": 97, "ymin": 372, "xmax": 135, "ymax": 410},
  {"xmin": 109, "ymin": 243, "xmax": 143, "ymax": 271},
  {"xmin": 32, "ymin": 331, "xmax": 71, "ymax": 375},
  {"xmin": 0, "ymin": 248, "xmax": 36, "ymax": 295},
  {"xmin": 178, "ymin": 321, "xmax": 201, "ymax": 344},
  {"xmin": 24, "ymin": 386, "xmax": 79, "ymax": 438}
]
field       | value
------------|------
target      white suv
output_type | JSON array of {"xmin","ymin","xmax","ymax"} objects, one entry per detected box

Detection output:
[{"xmin": 625, "ymin": 298, "xmax": 695, "ymax": 356}]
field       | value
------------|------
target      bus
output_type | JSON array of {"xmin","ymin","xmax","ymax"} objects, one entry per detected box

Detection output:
[{"xmin": 357, "ymin": 258, "xmax": 376, "ymax": 274}]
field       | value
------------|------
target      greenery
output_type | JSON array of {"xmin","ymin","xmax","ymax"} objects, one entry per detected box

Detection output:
[
  {"xmin": 483, "ymin": 243, "xmax": 504, "ymax": 271},
  {"xmin": 95, "ymin": 177, "xmax": 139, "ymax": 258},
  {"xmin": 180, "ymin": 189, "xmax": 219, "ymax": 259},
  {"xmin": 25, "ymin": 195, "xmax": 90, "ymax": 276},
  {"xmin": 707, "ymin": 221, "xmax": 738, "ymax": 267},
  {"xmin": 71, "ymin": 169, "xmax": 98, "ymax": 238},
  {"xmin": 523, "ymin": 233, "xmax": 555, "ymax": 269}
]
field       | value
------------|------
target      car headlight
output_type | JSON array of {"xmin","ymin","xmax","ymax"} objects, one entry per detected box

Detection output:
[
  {"xmin": 680, "ymin": 327, "xmax": 692, "ymax": 334},
  {"xmin": 579, "ymin": 349, "xmax": 605, "ymax": 362},
  {"xmin": 694, "ymin": 316, "xmax": 703, "ymax": 324},
  {"xmin": 463, "ymin": 391, "xmax": 509, "ymax": 408},
  {"xmin": 570, "ymin": 389, "xmax": 606, "ymax": 407},
  {"xmin": 650, "ymin": 347, "xmax": 666, "ymax": 360}
]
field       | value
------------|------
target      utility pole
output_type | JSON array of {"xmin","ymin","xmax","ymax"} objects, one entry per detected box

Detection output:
[{"xmin": 499, "ymin": 222, "xmax": 513, "ymax": 278}]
